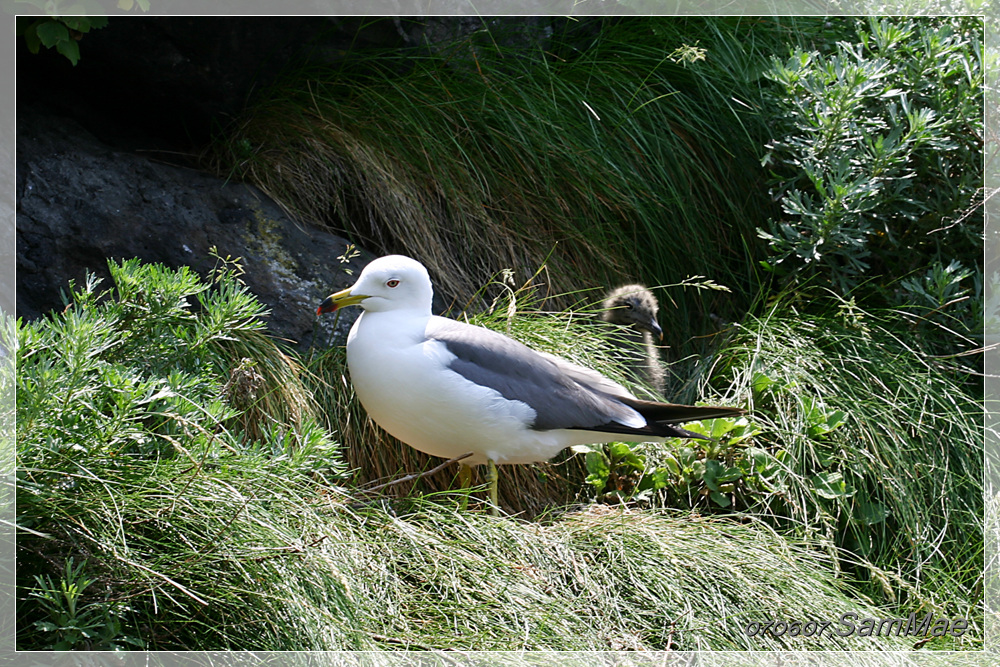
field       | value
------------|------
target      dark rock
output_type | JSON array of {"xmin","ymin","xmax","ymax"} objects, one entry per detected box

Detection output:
[
  {"xmin": 16, "ymin": 109, "xmax": 369, "ymax": 349},
  {"xmin": 15, "ymin": 16, "xmax": 566, "ymax": 342}
]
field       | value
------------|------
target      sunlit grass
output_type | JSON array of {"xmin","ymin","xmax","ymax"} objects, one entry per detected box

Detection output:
[{"xmin": 710, "ymin": 294, "xmax": 983, "ymax": 629}]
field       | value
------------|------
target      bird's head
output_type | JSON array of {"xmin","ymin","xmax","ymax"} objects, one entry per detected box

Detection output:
[
  {"xmin": 317, "ymin": 255, "xmax": 434, "ymax": 316},
  {"xmin": 600, "ymin": 284, "xmax": 663, "ymax": 341}
]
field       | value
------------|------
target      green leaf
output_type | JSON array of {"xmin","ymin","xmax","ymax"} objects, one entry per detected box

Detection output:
[
  {"xmin": 677, "ymin": 421, "xmax": 708, "ymax": 437},
  {"xmin": 21, "ymin": 21, "xmax": 43, "ymax": 54},
  {"xmin": 61, "ymin": 16, "xmax": 95, "ymax": 32},
  {"xmin": 746, "ymin": 447, "xmax": 769, "ymax": 474},
  {"xmin": 726, "ymin": 419, "xmax": 763, "ymax": 444},
  {"xmin": 709, "ymin": 491, "xmax": 731, "ymax": 507},
  {"xmin": 856, "ymin": 500, "xmax": 889, "ymax": 526},
  {"xmin": 825, "ymin": 410, "xmax": 847, "ymax": 431},
  {"xmin": 662, "ymin": 455, "xmax": 680, "ymax": 476},
  {"xmin": 750, "ymin": 371, "xmax": 778, "ymax": 394},
  {"xmin": 675, "ymin": 446, "xmax": 696, "ymax": 467},
  {"xmin": 806, "ymin": 409, "xmax": 847, "ymax": 438},
  {"xmin": 717, "ymin": 465, "xmax": 743, "ymax": 484},
  {"xmin": 649, "ymin": 467, "xmax": 671, "ymax": 490},
  {"xmin": 584, "ymin": 450, "xmax": 610, "ymax": 494},
  {"xmin": 709, "ymin": 418, "xmax": 737, "ymax": 439},
  {"xmin": 57, "ymin": 40, "xmax": 81, "ymax": 67},
  {"xmin": 35, "ymin": 21, "xmax": 70, "ymax": 49},
  {"xmin": 811, "ymin": 471, "xmax": 855, "ymax": 499},
  {"xmin": 703, "ymin": 459, "xmax": 723, "ymax": 491},
  {"xmin": 608, "ymin": 442, "xmax": 644, "ymax": 471}
]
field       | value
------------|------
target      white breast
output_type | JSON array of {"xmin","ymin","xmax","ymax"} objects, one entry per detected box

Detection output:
[{"xmin": 346, "ymin": 310, "xmax": 558, "ymax": 465}]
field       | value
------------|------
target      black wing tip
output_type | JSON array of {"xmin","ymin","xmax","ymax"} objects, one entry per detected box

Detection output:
[
  {"xmin": 566, "ymin": 422, "xmax": 709, "ymax": 440},
  {"xmin": 564, "ymin": 403, "xmax": 745, "ymax": 440},
  {"xmin": 625, "ymin": 399, "xmax": 746, "ymax": 424}
]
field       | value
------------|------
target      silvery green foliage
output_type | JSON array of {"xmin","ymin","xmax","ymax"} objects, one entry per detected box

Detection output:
[{"xmin": 760, "ymin": 17, "xmax": 983, "ymax": 315}]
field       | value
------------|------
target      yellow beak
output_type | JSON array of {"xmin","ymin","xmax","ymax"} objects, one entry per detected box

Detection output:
[{"xmin": 316, "ymin": 287, "xmax": 369, "ymax": 315}]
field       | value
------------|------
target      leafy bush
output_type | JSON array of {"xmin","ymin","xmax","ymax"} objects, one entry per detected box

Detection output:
[
  {"xmin": 576, "ymin": 416, "xmax": 768, "ymax": 509},
  {"xmin": 16, "ymin": 258, "xmax": 346, "ymax": 650},
  {"xmin": 759, "ymin": 16, "xmax": 983, "ymax": 346}
]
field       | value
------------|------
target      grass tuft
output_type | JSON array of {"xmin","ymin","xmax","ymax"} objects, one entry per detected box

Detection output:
[
  {"xmin": 712, "ymin": 294, "xmax": 983, "ymax": 626},
  {"xmin": 208, "ymin": 17, "xmax": 816, "ymax": 350}
]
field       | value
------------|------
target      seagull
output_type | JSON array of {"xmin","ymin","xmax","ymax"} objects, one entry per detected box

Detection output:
[
  {"xmin": 600, "ymin": 285, "xmax": 667, "ymax": 396},
  {"xmin": 318, "ymin": 255, "xmax": 743, "ymax": 514}
]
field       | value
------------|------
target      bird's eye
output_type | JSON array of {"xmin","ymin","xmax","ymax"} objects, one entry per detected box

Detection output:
[
  {"xmin": 386, "ymin": 279, "xmax": 400, "ymax": 288},
  {"xmin": 624, "ymin": 303, "xmax": 634, "ymax": 310}
]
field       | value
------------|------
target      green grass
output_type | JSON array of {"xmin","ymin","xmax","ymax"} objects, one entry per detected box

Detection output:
[
  {"xmin": 712, "ymin": 294, "xmax": 983, "ymax": 627},
  {"xmin": 15, "ymin": 259, "xmax": 982, "ymax": 650},
  {"xmin": 17, "ymin": 443, "xmax": 926, "ymax": 650},
  {"xmin": 209, "ymin": 17, "xmax": 829, "ymax": 350}
]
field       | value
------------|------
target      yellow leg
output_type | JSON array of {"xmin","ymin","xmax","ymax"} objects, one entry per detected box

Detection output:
[
  {"xmin": 458, "ymin": 463, "xmax": 473, "ymax": 511},
  {"xmin": 486, "ymin": 458, "xmax": 499, "ymax": 516}
]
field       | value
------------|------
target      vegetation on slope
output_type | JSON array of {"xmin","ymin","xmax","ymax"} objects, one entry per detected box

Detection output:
[{"xmin": 15, "ymin": 14, "xmax": 985, "ymax": 652}]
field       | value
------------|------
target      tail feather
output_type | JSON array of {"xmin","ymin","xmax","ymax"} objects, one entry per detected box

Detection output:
[
  {"xmin": 625, "ymin": 399, "xmax": 745, "ymax": 425},
  {"xmin": 574, "ymin": 400, "xmax": 745, "ymax": 440}
]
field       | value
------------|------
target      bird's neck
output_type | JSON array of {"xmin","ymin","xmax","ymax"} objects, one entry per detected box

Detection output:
[{"xmin": 353, "ymin": 308, "xmax": 431, "ymax": 343}]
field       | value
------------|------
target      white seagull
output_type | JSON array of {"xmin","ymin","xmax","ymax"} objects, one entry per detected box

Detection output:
[{"xmin": 318, "ymin": 255, "xmax": 743, "ymax": 514}]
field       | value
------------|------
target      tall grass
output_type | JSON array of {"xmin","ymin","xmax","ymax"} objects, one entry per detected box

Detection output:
[
  {"xmin": 708, "ymin": 294, "xmax": 983, "ymax": 623},
  {"xmin": 18, "ymin": 444, "xmax": 926, "ymax": 651},
  {"xmin": 210, "ymin": 17, "xmax": 830, "ymax": 350}
]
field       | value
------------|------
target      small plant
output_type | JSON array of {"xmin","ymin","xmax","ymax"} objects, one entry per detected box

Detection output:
[
  {"xmin": 207, "ymin": 245, "xmax": 247, "ymax": 283},
  {"xmin": 29, "ymin": 558, "xmax": 142, "ymax": 651},
  {"xmin": 575, "ymin": 416, "xmax": 772, "ymax": 509},
  {"xmin": 336, "ymin": 243, "xmax": 362, "ymax": 276}
]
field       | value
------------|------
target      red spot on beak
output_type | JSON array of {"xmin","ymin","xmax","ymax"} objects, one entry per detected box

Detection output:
[{"xmin": 317, "ymin": 295, "xmax": 338, "ymax": 315}]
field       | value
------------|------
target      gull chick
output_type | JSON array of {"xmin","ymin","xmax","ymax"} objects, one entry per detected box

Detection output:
[{"xmin": 600, "ymin": 284, "xmax": 666, "ymax": 395}]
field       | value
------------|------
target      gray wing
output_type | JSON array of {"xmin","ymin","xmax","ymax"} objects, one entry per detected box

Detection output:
[{"xmin": 426, "ymin": 317, "xmax": 643, "ymax": 431}]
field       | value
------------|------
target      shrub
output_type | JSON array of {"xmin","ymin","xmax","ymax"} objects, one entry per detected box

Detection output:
[
  {"xmin": 15, "ymin": 258, "xmax": 345, "ymax": 650},
  {"xmin": 16, "ymin": 14, "xmax": 109, "ymax": 66},
  {"xmin": 759, "ymin": 16, "xmax": 983, "ymax": 349}
]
